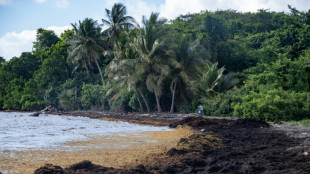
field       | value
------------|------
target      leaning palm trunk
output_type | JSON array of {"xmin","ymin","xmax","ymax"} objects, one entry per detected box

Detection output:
[
  {"xmin": 138, "ymin": 87, "xmax": 150, "ymax": 113},
  {"xmin": 170, "ymin": 80, "xmax": 177, "ymax": 113},
  {"xmin": 137, "ymin": 97, "xmax": 143, "ymax": 112},
  {"xmin": 93, "ymin": 55, "xmax": 104, "ymax": 85},
  {"xmin": 155, "ymin": 91, "xmax": 162, "ymax": 113}
]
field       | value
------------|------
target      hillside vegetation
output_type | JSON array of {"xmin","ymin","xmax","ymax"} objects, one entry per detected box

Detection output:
[{"xmin": 0, "ymin": 4, "xmax": 309, "ymax": 121}]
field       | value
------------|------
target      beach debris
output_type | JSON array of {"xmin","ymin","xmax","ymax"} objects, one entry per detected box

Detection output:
[
  {"xmin": 33, "ymin": 163, "xmax": 63, "ymax": 174},
  {"xmin": 41, "ymin": 105, "xmax": 58, "ymax": 113},
  {"xmin": 177, "ymin": 133, "xmax": 221, "ymax": 150},
  {"xmin": 29, "ymin": 112, "xmax": 40, "ymax": 117},
  {"xmin": 66, "ymin": 160, "xmax": 115, "ymax": 173}
]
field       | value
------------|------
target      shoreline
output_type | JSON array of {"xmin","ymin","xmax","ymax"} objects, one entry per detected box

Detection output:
[
  {"xmin": 1, "ymin": 111, "xmax": 310, "ymax": 173},
  {"xmin": 2, "ymin": 110, "xmax": 197, "ymax": 125},
  {"xmin": 44, "ymin": 111, "xmax": 197, "ymax": 127},
  {"xmin": 0, "ymin": 111, "xmax": 197, "ymax": 174},
  {"xmin": 1, "ymin": 127, "xmax": 196, "ymax": 174}
]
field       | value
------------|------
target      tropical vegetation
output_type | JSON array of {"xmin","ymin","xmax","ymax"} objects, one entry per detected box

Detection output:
[{"xmin": 0, "ymin": 4, "xmax": 310, "ymax": 121}]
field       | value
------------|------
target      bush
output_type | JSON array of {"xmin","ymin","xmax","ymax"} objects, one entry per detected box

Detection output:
[
  {"xmin": 178, "ymin": 99, "xmax": 200, "ymax": 113},
  {"xmin": 233, "ymin": 86, "xmax": 310, "ymax": 121},
  {"xmin": 110, "ymin": 91, "xmax": 133, "ymax": 112},
  {"xmin": 20, "ymin": 94, "xmax": 45, "ymax": 111},
  {"xmin": 58, "ymin": 88, "xmax": 81, "ymax": 111},
  {"xmin": 244, "ymin": 56, "xmax": 310, "ymax": 92},
  {"xmin": 2, "ymin": 78, "xmax": 25, "ymax": 110},
  {"xmin": 230, "ymin": 55, "xmax": 310, "ymax": 121},
  {"xmin": 200, "ymin": 88, "xmax": 243, "ymax": 117},
  {"xmin": 81, "ymin": 83, "xmax": 109, "ymax": 111},
  {"xmin": 44, "ymin": 86, "xmax": 60, "ymax": 107}
]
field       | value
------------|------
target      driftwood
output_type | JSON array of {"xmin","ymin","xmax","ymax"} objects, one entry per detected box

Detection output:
[{"xmin": 29, "ymin": 112, "xmax": 40, "ymax": 117}]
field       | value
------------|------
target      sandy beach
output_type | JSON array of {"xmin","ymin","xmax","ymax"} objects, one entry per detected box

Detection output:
[{"xmin": 1, "ymin": 124, "xmax": 194, "ymax": 174}]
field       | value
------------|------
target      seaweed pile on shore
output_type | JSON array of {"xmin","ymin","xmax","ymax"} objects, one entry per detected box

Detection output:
[{"xmin": 34, "ymin": 116, "xmax": 310, "ymax": 174}]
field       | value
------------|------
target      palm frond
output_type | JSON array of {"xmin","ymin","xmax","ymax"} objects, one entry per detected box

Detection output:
[{"xmin": 216, "ymin": 72, "xmax": 240, "ymax": 92}]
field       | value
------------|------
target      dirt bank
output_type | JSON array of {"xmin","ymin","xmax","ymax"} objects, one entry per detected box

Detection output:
[{"xmin": 32, "ymin": 114, "xmax": 310, "ymax": 174}]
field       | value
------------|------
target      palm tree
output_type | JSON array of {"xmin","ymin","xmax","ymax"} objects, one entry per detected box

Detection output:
[
  {"xmin": 168, "ymin": 35, "xmax": 208, "ymax": 112},
  {"xmin": 105, "ymin": 31, "xmax": 151, "ymax": 113},
  {"xmin": 102, "ymin": 3, "xmax": 135, "ymax": 44},
  {"xmin": 201, "ymin": 62, "xmax": 225, "ymax": 93},
  {"xmin": 200, "ymin": 62, "xmax": 239, "ymax": 95},
  {"xmin": 105, "ymin": 60, "xmax": 151, "ymax": 112},
  {"xmin": 133, "ymin": 12, "xmax": 170, "ymax": 112},
  {"xmin": 68, "ymin": 18, "xmax": 105, "ymax": 85}
]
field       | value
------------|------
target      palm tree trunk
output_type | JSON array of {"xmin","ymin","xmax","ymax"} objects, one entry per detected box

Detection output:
[
  {"xmin": 170, "ymin": 80, "xmax": 177, "ymax": 113},
  {"xmin": 83, "ymin": 58, "xmax": 90, "ymax": 77},
  {"xmin": 94, "ymin": 57, "xmax": 104, "ymax": 85},
  {"xmin": 155, "ymin": 91, "xmax": 162, "ymax": 113},
  {"xmin": 138, "ymin": 87, "xmax": 150, "ymax": 113},
  {"xmin": 137, "ymin": 96, "xmax": 143, "ymax": 112}
]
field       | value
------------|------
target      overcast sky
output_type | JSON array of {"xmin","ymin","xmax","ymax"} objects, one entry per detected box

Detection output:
[{"xmin": 1, "ymin": 0, "xmax": 309, "ymax": 61}]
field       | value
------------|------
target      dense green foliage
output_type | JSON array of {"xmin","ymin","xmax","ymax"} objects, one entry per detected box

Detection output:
[
  {"xmin": 1, "ymin": 4, "xmax": 310, "ymax": 121},
  {"xmin": 232, "ymin": 55, "xmax": 310, "ymax": 121}
]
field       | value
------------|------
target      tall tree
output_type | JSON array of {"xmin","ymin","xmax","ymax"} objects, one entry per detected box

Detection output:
[
  {"xmin": 68, "ymin": 18, "xmax": 106, "ymax": 85},
  {"xmin": 105, "ymin": 31, "xmax": 151, "ymax": 112},
  {"xmin": 134, "ymin": 12, "xmax": 170, "ymax": 112},
  {"xmin": 2, "ymin": 52, "xmax": 40, "ymax": 80},
  {"xmin": 33, "ymin": 28, "xmax": 60, "ymax": 56},
  {"xmin": 34, "ymin": 41, "xmax": 70, "ymax": 89},
  {"xmin": 168, "ymin": 35, "xmax": 207, "ymax": 112},
  {"xmin": 102, "ymin": 3, "xmax": 135, "ymax": 44}
]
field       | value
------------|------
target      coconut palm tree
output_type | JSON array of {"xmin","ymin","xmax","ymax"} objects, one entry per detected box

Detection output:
[
  {"xmin": 105, "ymin": 31, "xmax": 151, "ymax": 113},
  {"xmin": 168, "ymin": 35, "xmax": 208, "ymax": 112},
  {"xmin": 105, "ymin": 59, "xmax": 151, "ymax": 112},
  {"xmin": 68, "ymin": 18, "xmax": 105, "ymax": 85},
  {"xmin": 201, "ymin": 62, "xmax": 225, "ymax": 93},
  {"xmin": 102, "ymin": 3, "xmax": 135, "ymax": 44},
  {"xmin": 200, "ymin": 62, "xmax": 240, "ymax": 95},
  {"xmin": 133, "ymin": 12, "xmax": 171, "ymax": 112}
]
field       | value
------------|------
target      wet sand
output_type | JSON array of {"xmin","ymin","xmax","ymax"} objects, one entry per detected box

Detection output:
[{"xmin": 0, "ymin": 126, "xmax": 195, "ymax": 174}]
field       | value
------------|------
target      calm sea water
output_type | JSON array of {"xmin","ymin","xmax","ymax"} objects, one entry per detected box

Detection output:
[{"xmin": 0, "ymin": 112, "xmax": 171, "ymax": 151}]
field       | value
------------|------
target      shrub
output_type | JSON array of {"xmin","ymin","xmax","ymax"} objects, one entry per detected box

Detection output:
[
  {"xmin": 178, "ymin": 99, "xmax": 200, "ymax": 114},
  {"xmin": 44, "ymin": 86, "xmax": 60, "ymax": 107},
  {"xmin": 58, "ymin": 88, "xmax": 81, "ymax": 111},
  {"xmin": 81, "ymin": 83, "xmax": 109, "ymax": 111},
  {"xmin": 233, "ymin": 86, "xmax": 310, "ymax": 121},
  {"xmin": 201, "ymin": 88, "xmax": 243, "ymax": 117},
  {"xmin": 110, "ymin": 90, "xmax": 133, "ymax": 112},
  {"xmin": 20, "ymin": 94, "xmax": 45, "ymax": 111}
]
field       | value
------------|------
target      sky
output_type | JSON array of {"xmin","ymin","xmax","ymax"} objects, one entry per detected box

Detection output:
[{"xmin": 0, "ymin": 0, "xmax": 310, "ymax": 61}]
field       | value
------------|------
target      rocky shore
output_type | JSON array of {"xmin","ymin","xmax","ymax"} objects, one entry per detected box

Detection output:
[{"xmin": 29, "ymin": 112, "xmax": 310, "ymax": 173}]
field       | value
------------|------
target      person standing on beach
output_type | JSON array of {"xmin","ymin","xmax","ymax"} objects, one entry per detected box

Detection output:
[{"xmin": 199, "ymin": 104, "xmax": 203, "ymax": 116}]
